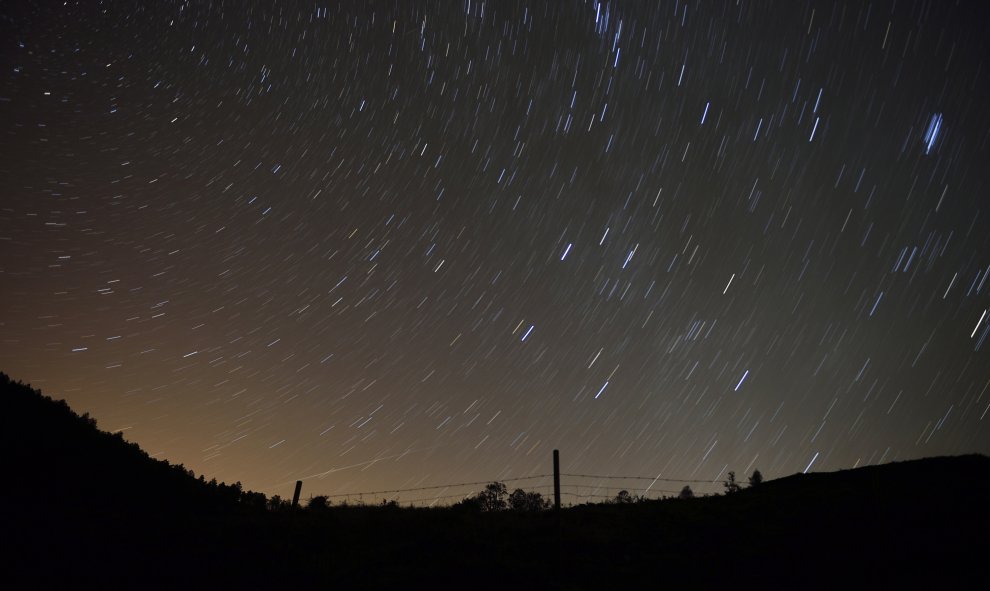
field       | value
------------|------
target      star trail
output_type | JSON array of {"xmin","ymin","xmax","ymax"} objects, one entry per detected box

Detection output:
[{"xmin": 1, "ymin": 0, "xmax": 988, "ymax": 500}]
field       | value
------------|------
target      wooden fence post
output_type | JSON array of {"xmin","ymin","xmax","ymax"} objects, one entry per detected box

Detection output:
[
  {"xmin": 292, "ymin": 480, "xmax": 303, "ymax": 508},
  {"xmin": 553, "ymin": 449, "xmax": 561, "ymax": 510}
]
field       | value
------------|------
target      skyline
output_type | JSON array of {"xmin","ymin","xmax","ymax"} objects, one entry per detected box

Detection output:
[{"xmin": 2, "ymin": 0, "xmax": 989, "ymax": 500}]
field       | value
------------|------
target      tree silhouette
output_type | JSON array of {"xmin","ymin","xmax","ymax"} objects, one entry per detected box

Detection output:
[
  {"xmin": 477, "ymin": 482, "xmax": 508, "ymax": 511},
  {"xmin": 240, "ymin": 489, "xmax": 267, "ymax": 510},
  {"xmin": 509, "ymin": 488, "xmax": 549, "ymax": 511},
  {"xmin": 748, "ymin": 470, "xmax": 764, "ymax": 487},
  {"xmin": 724, "ymin": 471, "xmax": 741, "ymax": 494},
  {"xmin": 678, "ymin": 485, "xmax": 694, "ymax": 499}
]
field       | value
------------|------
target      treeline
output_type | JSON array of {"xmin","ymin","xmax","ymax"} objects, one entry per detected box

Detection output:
[{"xmin": 2, "ymin": 372, "xmax": 265, "ymax": 515}]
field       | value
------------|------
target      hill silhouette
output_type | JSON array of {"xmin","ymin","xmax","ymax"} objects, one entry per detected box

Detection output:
[
  {"xmin": 1, "ymin": 373, "xmax": 269, "ymax": 587},
  {"xmin": 2, "ymin": 372, "xmax": 986, "ymax": 589},
  {"xmin": 2, "ymin": 373, "xmax": 262, "ymax": 513}
]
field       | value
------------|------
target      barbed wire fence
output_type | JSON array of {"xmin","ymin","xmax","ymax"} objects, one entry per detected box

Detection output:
[{"xmin": 296, "ymin": 449, "xmax": 741, "ymax": 509}]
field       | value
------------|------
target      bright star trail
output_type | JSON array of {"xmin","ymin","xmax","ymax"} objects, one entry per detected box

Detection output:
[{"xmin": 1, "ymin": 1, "xmax": 988, "ymax": 499}]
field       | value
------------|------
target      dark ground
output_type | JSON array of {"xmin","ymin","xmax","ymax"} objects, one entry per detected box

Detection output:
[{"xmin": 2, "ymin": 373, "xmax": 986, "ymax": 589}]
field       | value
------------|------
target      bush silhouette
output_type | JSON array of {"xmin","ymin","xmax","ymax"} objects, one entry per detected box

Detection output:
[
  {"xmin": 749, "ymin": 470, "xmax": 764, "ymax": 487},
  {"xmin": 614, "ymin": 490, "xmax": 634, "ymax": 504},
  {"xmin": 678, "ymin": 485, "xmax": 694, "ymax": 499},
  {"xmin": 452, "ymin": 495, "xmax": 483, "ymax": 512},
  {"xmin": 308, "ymin": 495, "xmax": 330, "ymax": 510}
]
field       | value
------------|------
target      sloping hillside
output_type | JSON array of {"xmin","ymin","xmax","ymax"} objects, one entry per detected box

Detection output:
[
  {"xmin": 1, "ymin": 373, "xmax": 270, "ymax": 588},
  {"xmin": 1, "ymin": 372, "xmax": 262, "ymax": 514},
  {"xmin": 2, "ymin": 372, "xmax": 986, "ymax": 589}
]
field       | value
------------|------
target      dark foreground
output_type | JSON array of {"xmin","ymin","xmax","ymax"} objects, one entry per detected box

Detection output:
[{"xmin": 3, "ymin": 373, "xmax": 986, "ymax": 589}]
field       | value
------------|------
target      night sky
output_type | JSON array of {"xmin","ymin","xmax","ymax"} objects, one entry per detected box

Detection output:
[{"xmin": 2, "ymin": 0, "xmax": 989, "ymax": 503}]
